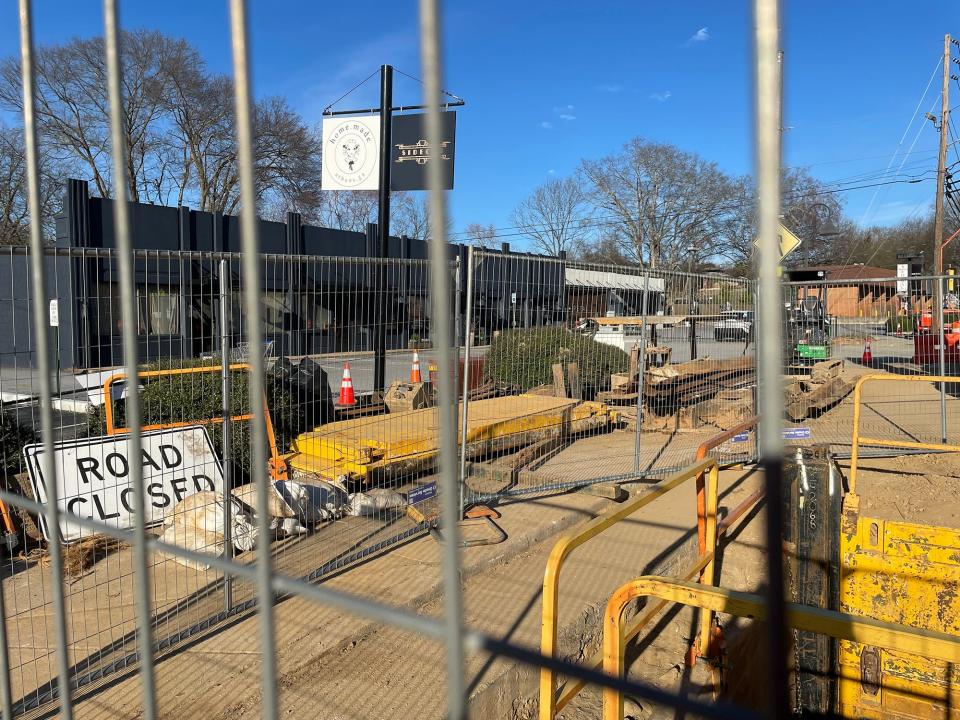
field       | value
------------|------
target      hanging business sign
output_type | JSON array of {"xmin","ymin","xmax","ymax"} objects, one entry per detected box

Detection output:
[
  {"xmin": 390, "ymin": 112, "xmax": 456, "ymax": 191},
  {"xmin": 23, "ymin": 426, "xmax": 224, "ymax": 543},
  {"xmin": 321, "ymin": 116, "xmax": 381, "ymax": 191}
]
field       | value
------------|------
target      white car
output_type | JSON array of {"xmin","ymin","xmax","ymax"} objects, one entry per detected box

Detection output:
[{"xmin": 713, "ymin": 310, "xmax": 754, "ymax": 341}]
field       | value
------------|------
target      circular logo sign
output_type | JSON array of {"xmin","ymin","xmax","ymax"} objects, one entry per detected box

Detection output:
[{"xmin": 326, "ymin": 119, "xmax": 378, "ymax": 188}]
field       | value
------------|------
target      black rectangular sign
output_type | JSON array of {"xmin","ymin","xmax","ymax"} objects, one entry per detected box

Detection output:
[{"xmin": 390, "ymin": 112, "xmax": 456, "ymax": 191}]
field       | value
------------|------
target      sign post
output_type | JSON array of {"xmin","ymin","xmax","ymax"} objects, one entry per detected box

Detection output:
[
  {"xmin": 322, "ymin": 75, "xmax": 463, "ymax": 396},
  {"xmin": 374, "ymin": 65, "xmax": 394, "ymax": 395}
]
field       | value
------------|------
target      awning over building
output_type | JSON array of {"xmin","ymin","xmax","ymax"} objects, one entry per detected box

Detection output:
[{"xmin": 564, "ymin": 267, "xmax": 666, "ymax": 292}]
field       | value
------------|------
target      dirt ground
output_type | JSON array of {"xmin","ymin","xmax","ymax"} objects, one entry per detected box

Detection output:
[
  {"xmin": 839, "ymin": 452, "xmax": 960, "ymax": 527},
  {"xmin": 4, "ymin": 364, "xmax": 960, "ymax": 718}
]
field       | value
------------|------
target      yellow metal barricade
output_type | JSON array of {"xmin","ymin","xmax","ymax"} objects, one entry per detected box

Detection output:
[
  {"xmin": 539, "ymin": 458, "xmax": 720, "ymax": 719},
  {"xmin": 103, "ymin": 363, "xmax": 284, "ymax": 474},
  {"xmin": 600, "ymin": 577, "xmax": 960, "ymax": 720}
]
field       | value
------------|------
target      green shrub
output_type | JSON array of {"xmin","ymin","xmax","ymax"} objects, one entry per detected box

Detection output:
[
  {"xmin": 483, "ymin": 327, "xmax": 629, "ymax": 397},
  {"xmin": 0, "ymin": 414, "xmax": 36, "ymax": 479},
  {"xmin": 86, "ymin": 359, "xmax": 303, "ymax": 481}
]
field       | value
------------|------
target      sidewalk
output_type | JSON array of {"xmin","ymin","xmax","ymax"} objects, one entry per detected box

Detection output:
[{"xmin": 68, "ymin": 466, "xmax": 763, "ymax": 720}]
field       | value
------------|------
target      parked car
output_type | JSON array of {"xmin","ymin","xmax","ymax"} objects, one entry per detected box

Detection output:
[{"xmin": 713, "ymin": 310, "xmax": 754, "ymax": 341}]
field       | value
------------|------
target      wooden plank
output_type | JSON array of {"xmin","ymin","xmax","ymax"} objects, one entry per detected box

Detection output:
[
  {"xmin": 552, "ymin": 363, "xmax": 568, "ymax": 398},
  {"xmin": 567, "ymin": 362, "xmax": 582, "ymax": 400}
]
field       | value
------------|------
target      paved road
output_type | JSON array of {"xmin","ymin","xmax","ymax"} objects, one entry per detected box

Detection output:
[{"xmin": 308, "ymin": 347, "xmax": 488, "ymax": 397}]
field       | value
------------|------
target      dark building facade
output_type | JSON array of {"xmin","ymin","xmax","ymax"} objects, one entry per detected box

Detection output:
[{"xmin": 7, "ymin": 180, "xmax": 568, "ymax": 371}]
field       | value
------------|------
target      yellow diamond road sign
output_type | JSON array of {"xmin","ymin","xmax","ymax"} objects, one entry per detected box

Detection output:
[{"xmin": 755, "ymin": 223, "xmax": 803, "ymax": 261}]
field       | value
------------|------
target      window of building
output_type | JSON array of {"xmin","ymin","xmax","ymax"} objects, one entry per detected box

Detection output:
[{"xmin": 137, "ymin": 288, "xmax": 180, "ymax": 335}]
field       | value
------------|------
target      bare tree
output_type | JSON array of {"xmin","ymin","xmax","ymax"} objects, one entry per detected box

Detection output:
[
  {"xmin": 463, "ymin": 222, "xmax": 497, "ymax": 249},
  {"xmin": 0, "ymin": 125, "xmax": 59, "ymax": 244},
  {"xmin": 392, "ymin": 192, "xmax": 429, "ymax": 239},
  {"xmin": 510, "ymin": 176, "xmax": 589, "ymax": 256},
  {"xmin": 317, "ymin": 191, "xmax": 377, "ymax": 232},
  {"xmin": 580, "ymin": 138, "xmax": 738, "ymax": 269},
  {"xmin": 0, "ymin": 31, "xmax": 322, "ymax": 218},
  {"xmin": 0, "ymin": 30, "xmax": 186, "ymax": 203}
]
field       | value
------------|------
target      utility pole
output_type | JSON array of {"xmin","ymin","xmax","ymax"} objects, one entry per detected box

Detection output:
[
  {"xmin": 374, "ymin": 64, "xmax": 394, "ymax": 394},
  {"xmin": 933, "ymin": 34, "xmax": 950, "ymax": 335}
]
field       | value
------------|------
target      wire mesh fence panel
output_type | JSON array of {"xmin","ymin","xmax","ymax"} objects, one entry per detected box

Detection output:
[
  {"xmin": 0, "ymin": 246, "xmax": 464, "ymax": 716},
  {"xmin": 781, "ymin": 274, "xmax": 960, "ymax": 456},
  {"xmin": 460, "ymin": 251, "xmax": 757, "ymax": 504}
]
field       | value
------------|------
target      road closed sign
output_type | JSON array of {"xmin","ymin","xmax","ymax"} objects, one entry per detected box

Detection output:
[{"xmin": 23, "ymin": 426, "xmax": 224, "ymax": 543}]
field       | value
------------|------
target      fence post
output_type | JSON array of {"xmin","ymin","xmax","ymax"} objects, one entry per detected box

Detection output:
[
  {"xmin": 633, "ymin": 268, "xmax": 651, "ymax": 474},
  {"xmin": 939, "ymin": 275, "xmax": 947, "ymax": 443},
  {"xmin": 219, "ymin": 258, "xmax": 234, "ymax": 612},
  {"xmin": 458, "ymin": 246, "xmax": 475, "ymax": 518}
]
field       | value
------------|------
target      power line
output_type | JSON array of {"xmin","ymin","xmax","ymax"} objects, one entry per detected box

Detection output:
[
  {"xmin": 858, "ymin": 56, "xmax": 943, "ymax": 224},
  {"xmin": 454, "ymin": 175, "xmax": 935, "ymax": 246},
  {"xmin": 450, "ymin": 161, "xmax": 940, "ymax": 243}
]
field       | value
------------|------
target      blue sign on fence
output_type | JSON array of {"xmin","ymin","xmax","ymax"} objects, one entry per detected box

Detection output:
[
  {"xmin": 730, "ymin": 427, "xmax": 811, "ymax": 443},
  {"xmin": 408, "ymin": 482, "xmax": 437, "ymax": 505}
]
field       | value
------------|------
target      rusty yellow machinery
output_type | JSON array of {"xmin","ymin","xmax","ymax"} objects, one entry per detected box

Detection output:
[{"xmin": 838, "ymin": 374, "xmax": 960, "ymax": 718}]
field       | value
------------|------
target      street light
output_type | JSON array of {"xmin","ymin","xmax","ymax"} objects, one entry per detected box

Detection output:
[{"xmin": 784, "ymin": 201, "xmax": 841, "ymax": 267}]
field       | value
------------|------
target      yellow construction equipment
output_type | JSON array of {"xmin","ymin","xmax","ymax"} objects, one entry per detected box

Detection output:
[
  {"xmin": 839, "ymin": 373, "xmax": 960, "ymax": 718},
  {"xmin": 285, "ymin": 394, "xmax": 616, "ymax": 484}
]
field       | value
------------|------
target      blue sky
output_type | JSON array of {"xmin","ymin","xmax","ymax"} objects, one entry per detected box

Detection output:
[{"xmin": 0, "ymin": 1, "xmax": 955, "ymax": 250}]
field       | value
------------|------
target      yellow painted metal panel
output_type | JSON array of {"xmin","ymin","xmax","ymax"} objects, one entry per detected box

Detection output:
[
  {"xmin": 287, "ymin": 394, "xmax": 613, "ymax": 480},
  {"xmin": 840, "ymin": 515, "xmax": 960, "ymax": 719}
]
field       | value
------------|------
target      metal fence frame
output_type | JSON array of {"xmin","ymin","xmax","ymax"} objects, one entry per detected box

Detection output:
[{"xmin": 0, "ymin": 0, "xmax": 794, "ymax": 719}]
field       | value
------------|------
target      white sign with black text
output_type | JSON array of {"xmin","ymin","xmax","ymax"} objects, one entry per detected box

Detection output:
[
  {"xmin": 23, "ymin": 426, "xmax": 224, "ymax": 543},
  {"xmin": 896, "ymin": 263, "xmax": 909, "ymax": 295},
  {"xmin": 321, "ymin": 116, "xmax": 381, "ymax": 191}
]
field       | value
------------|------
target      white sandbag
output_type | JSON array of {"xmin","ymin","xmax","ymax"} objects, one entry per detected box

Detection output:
[
  {"xmin": 347, "ymin": 488, "xmax": 407, "ymax": 517},
  {"xmin": 165, "ymin": 492, "xmax": 258, "ymax": 553},
  {"xmin": 165, "ymin": 491, "xmax": 226, "ymax": 533},
  {"xmin": 232, "ymin": 513, "xmax": 258, "ymax": 552},
  {"xmin": 159, "ymin": 520, "xmax": 225, "ymax": 571},
  {"xmin": 233, "ymin": 482, "xmax": 292, "ymax": 518},
  {"xmin": 272, "ymin": 479, "xmax": 348, "ymax": 524}
]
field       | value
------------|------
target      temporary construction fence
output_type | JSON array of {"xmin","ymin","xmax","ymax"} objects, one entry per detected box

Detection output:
[
  {"xmin": 780, "ymin": 273, "xmax": 960, "ymax": 456},
  {"xmin": 0, "ymin": 247, "xmax": 464, "ymax": 714},
  {"xmin": 460, "ymin": 250, "xmax": 759, "ymax": 504},
  {"xmin": 0, "ymin": 0, "xmax": 929, "ymax": 718},
  {"xmin": 0, "ymin": 237, "xmax": 761, "ymax": 715}
]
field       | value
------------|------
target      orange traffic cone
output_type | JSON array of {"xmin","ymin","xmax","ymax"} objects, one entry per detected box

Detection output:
[
  {"xmin": 410, "ymin": 350, "xmax": 423, "ymax": 383},
  {"xmin": 861, "ymin": 337, "xmax": 873, "ymax": 365},
  {"xmin": 338, "ymin": 362, "xmax": 355, "ymax": 406}
]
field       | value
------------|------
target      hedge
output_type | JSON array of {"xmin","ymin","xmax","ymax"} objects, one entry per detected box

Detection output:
[
  {"xmin": 87, "ymin": 359, "xmax": 305, "ymax": 481},
  {"xmin": 483, "ymin": 327, "xmax": 629, "ymax": 397},
  {"xmin": 0, "ymin": 414, "xmax": 36, "ymax": 479}
]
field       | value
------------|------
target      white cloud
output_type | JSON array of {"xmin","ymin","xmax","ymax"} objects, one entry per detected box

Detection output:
[
  {"xmin": 553, "ymin": 104, "xmax": 575, "ymax": 113},
  {"xmin": 559, "ymin": 113, "xmax": 576, "ymax": 121},
  {"xmin": 540, "ymin": 121, "xmax": 554, "ymax": 130},
  {"xmin": 649, "ymin": 91, "xmax": 672, "ymax": 102},
  {"xmin": 547, "ymin": 169, "xmax": 556, "ymax": 175},
  {"xmin": 686, "ymin": 27, "xmax": 709, "ymax": 45},
  {"xmin": 597, "ymin": 84, "xmax": 622, "ymax": 93}
]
